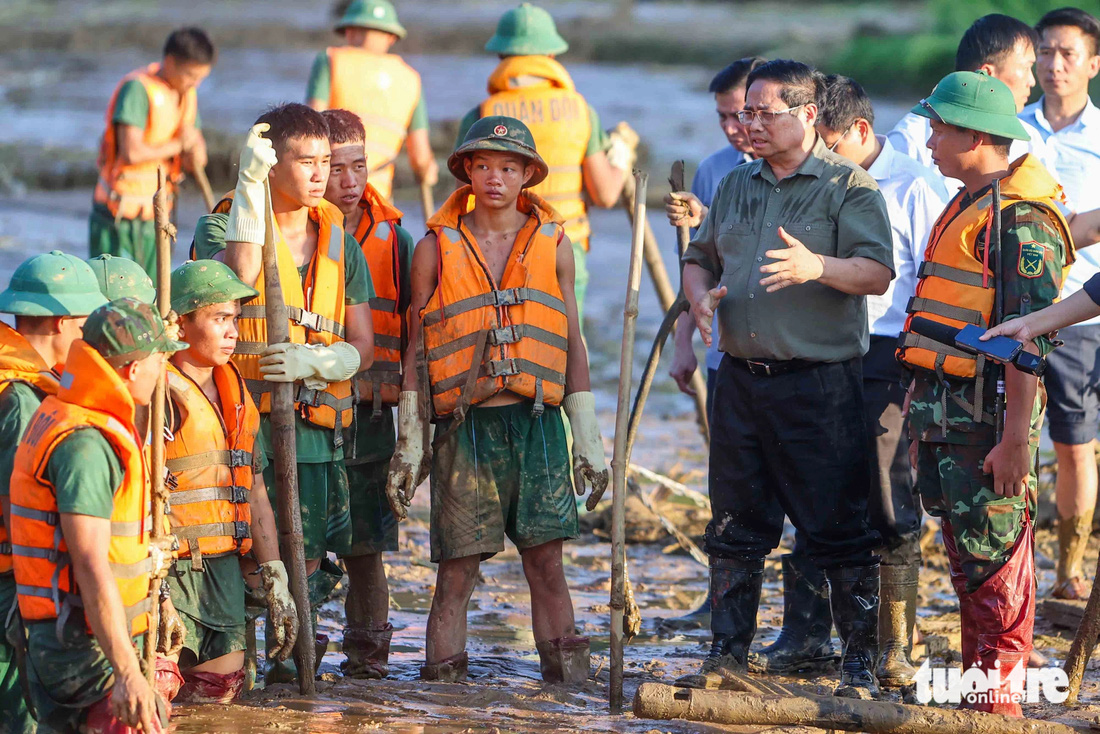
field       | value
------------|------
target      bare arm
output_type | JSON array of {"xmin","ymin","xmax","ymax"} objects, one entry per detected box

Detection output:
[
  {"xmin": 582, "ymin": 152, "xmax": 627, "ymax": 208},
  {"xmin": 247, "ymin": 472, "xmax": 279, "ymax": 564},
  {"xmin": 344, "ymin": 301, "xmax": 375, "ymax": 369},
  {"xmin": 400, "ymin": 235, "xmax": 440, "ymax": 391},
  {"xmin": 1069, "ymin": 208, "xmax": 1100, "ymax": 248},
  {"xmin": 225, "ymin": 239, "xmax": 262, "ymax": 289},
  {"xmin": 817, "ymin": 255, "xmax": 892, "ymax": 296},
  {"xmin": 556, "ymin": 234, "xmax": 590, "ymax": 393},
  {"xmin": 116, "ymin": 123, "xmax": 183, "ymax": 166},
  {"xmin": 405, "ymin": 129, "xmax": 438, "ymax": 186},
  {"xmin": 983, "ymin": 288, "xmax": 1100, "ymax": 342}
]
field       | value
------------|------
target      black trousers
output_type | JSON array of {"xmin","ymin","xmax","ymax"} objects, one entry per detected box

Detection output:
[{"xmin": 706, "ymin": 354, "xmax": 881, "ymax": 569}]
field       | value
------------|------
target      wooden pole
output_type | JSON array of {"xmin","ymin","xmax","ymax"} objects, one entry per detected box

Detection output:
[
  {"xmin": 192, "ymin": 165, "xmax": 216, "ymax": 213},
  {"xmin": 261, "ymin": 181, "xmax": 316, "ymax": 694},
  {"xmin": 634, "ymin": 684, "xmax": 1087, "ymax": 734},
  {"xmin": 610, "ymin": 170, "xmax": 648, "ymax": 713},
  {"xmin": 1064, "ymin": 550, "xmax": 1100, "ymax": 703},
  {"xmin": 144, "ymin": 167, "xmax": 173, "ymax": 685},
  {"xmin": 419, "ymin": 180, "xmax": 435, "ymax": 224}
]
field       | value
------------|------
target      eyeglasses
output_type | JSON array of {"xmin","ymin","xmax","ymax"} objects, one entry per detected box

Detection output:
[
  {"xmin": 827, "ymin": 125, "xmax": 854, "ymax": 152},
  {"xmin": 736, "ymin": 104, "xmax": 807, "ymax": 126},
  {"xmin": 918, "ymin": 99, "xmax": 944, "ymax": 124}
]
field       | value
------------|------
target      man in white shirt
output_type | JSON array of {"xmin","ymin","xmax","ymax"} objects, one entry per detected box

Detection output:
[
  {"xmin": 748, "ymin": 75, "xmax": 947, "ymax": 688},
  {"xmin": 888, "ymin": 14, "xmax": 1058, "ymax": 196},
  {"xmin": 1018, "ymin": 7, "xmax": 1100, "ymax": 601}
]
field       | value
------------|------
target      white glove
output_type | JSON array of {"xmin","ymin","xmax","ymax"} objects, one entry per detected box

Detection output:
[
  {"xmin": 260, "ymin": 560, "xmax": 298, "ymax": 661},
  {"xmin": 226, "ymin": 123, "xmax": 278, "ymax": 246},
  {"xmin": 258, "ymin": 342, "xmax": 361, "ymax": 385},
  {"xmin": 606, "ymin": 121, "xmax": 639, "ymax": 173},
  {"xmin": 562, "ymin": 391, "xmax": 610, "ymax": 511},
  {"xmin": 386, "ymin": 392, "xmax": 427, "ymax": 521}
]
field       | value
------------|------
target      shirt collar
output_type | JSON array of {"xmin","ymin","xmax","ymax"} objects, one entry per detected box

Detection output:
[
  {"xmin": 754, "ymin": 134, "xmax": 828, "ymax": 183},
  {"xmin": 866, "ymin": 135, "xmax": 893, "ymax": 183},
  {"xmin": 1031, "ymin": 95, "xmax": 1100, "ymax": 132}
]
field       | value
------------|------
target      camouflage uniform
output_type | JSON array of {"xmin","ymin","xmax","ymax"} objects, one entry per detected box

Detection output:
[{"xmin": 908, "ymin": 201, "xmax": 1067, "ymax": 592}]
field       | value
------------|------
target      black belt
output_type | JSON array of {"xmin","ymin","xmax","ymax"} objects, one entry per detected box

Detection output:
[{"xmin": 727, "ymin": 356, "xmax": 821, "ymax": 377}]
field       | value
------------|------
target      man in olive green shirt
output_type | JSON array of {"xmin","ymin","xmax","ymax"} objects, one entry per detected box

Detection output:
[{"xmin": 679, "ymin": 60, "xmax": 894, "ymax": 700}]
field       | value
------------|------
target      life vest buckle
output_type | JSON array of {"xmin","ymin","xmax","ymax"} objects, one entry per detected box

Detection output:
[
  {"xmin": 492, "ymin": 288, "xmax": 524, "ymax": 308},
  {"xmin": 231, "ymin": 485, "xmax": 248, "ymax": 504},
  {"xmin": 294, "ymin": 309, "xmax": 323, "ymax": 332},
  {"xmin": 232, "ymin": 521, "xmax": 250, "ymax": 539},
  {"xmin": 488, "ymin": 325, "xmax": 521, "ymax": 346},
  {"xmin": 487, "ymin": 358, "xmax": 520, "ymax": 378},
  {"xmin": 295, "ymin": 385, "xmax": 324, "ymax": 408},
  {"xmin": 0, "ymin": 542, "xmax": 11, "ymax": 555},
  {"xmin": 229, "ymin": 449, "xmax": 251, "ymax": 469}
]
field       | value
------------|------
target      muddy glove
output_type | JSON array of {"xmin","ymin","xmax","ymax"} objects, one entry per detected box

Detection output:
[
  {"xmin": 149, "ymin": 536, "xmax": 176, "ymax": 580},
  {"xmin": 386, "ymin": 391, "xmax": 427, "ymax": 521},
  {"xmin": 260, "ymin": 560, "xmax": 298, "ymax": 661},
  {"xmin": 606, "ymin": 121, "xmax": 639, "ymax": 173},
  {"xmin": 226, "ymin": 122, "xmax": 278, "ymax": 246},
  {"xmin": 157, "ymin": 596, "xmax": 186, "ymax": 658},
  {"xmin": 258, "ymin": 342, "xmax": 360, "ymax": 387},
  {"xmin": 562, "ymin": 391, "xmax": 610, "ymax": 511}
]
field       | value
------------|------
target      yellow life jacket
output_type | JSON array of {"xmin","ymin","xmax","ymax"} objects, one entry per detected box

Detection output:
[
  {"xmin": 480, "ymin": 56, "xmax": 593, "ymax": 249},
  {"xmin": 224, "ymin": 196, "xmax": 355, "ymax": 442},
  {"xmin": 11, "ymin": 340, "xmax": 153, "ymax": 638},
  {"xmin": 165, "ymin": 361, "xmax": 258, "ymax": 570},
  {"xmin": 353, "ymin": 184, "xmax": 405, "ymax": 419},
  {"xmin": 897, "ymin": 154, "xmax": 1074, "ymax": 418},
  {"xmin": 94, "ymin": 63, "xmax": 197, "ymax": 220},
  {"xmin": 422, "ymin": 186, "xmax": 569, "ymax": 420},
  {"xmin": 0, "ymin": 324, "xmax": 60, "ymax": 576},
  {"xmin": 326, "ymin": 47, "xmax": 421, "ymax": 201}
]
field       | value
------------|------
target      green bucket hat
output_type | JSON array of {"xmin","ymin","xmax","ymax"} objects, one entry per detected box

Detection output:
[
  {"xmin": 911, "ymin": 71, "xmax": 1029, "ymax": 141},
  {"xmin": 486, "ymin": 3, "xmax": 568, "ymax": 56},
  {"xmin": 83, "ymin": 297, "xmax": 188, "ymax": 366},
  {"xmin": 448, "ymin": 116, "xmax": 549, "ymax": 187},
  {"xmin": 170, "ymin": 260, "xmax": 258, "ymax": 316},
  {"xmin": 0, "ymin": 251, "xmax": 108, "ymax": 317},
  {"xmin": 335, "ymin": 0, "xmax": 407, "ymax": 39},
  {"xmin": 87, "ymin": 254, "xmax": 157, "ymax": 305}
]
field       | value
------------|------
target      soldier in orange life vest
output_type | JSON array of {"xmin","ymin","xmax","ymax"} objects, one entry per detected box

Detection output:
[
  {"xmin": 307, "ymin": 0, "xmax": 437, "ymax": 202},
  {"xmin": 192, "ymin": 102, "xmax": 376, "ymax": 684},
  {"xmin": 389, "ymin": 116, "xmax": 608, "ymax": 684},
  {"xmin": 457, "ymin": 3, "xmax": 633, "ymax": 324},
  {"xmin": 90, "ymin": 28, "xmax": 215, "ymax": 277},
  {"xmin": 0, "ymin": 252, "xmax": 108, "ymax": 734},
  {"xmin": 10, "ymin": 298, "xmax": 187, "ymax": 733},
  {"xmin": 320, "ymin": 109, "xmax": 415, "ymax": 679},
  {"xmin": 162, "ymin": 260, "xmax": 298, "ymax": 703}
]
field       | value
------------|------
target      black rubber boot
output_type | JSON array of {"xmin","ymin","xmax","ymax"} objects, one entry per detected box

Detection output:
[
  {"xmin": 675, "ymin": 558, "xmax": 763, "ymax": 689},
  {"xmin": 747, "ymin": 553, "xmax": 838, "ymax": 675},
  {"xmin": 826, "ymin": 564, "xmax": 881, "ymax": 700}
]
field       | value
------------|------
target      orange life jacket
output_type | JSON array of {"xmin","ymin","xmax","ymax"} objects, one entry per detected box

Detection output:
[
  {"xmin": 11, "ymin": 340, "xmax": 153, "ymax": 638},
  {"xmin": 326, "ymin": 47, "xmax": 421, "ymax": 201},
  {"xmin": 218, "ymin": 195, "xmax": 356, "ymax": 443},
  {"xmin": 0, "ymin": 324, "xmax": 60, "ymax": 576},
  {"xmin": 165, "ymin": 361, "xmax": 258, "ymax": 570},
  {"xmin": 353, "ymin": 184, "xmax": 405, "ymax": 418},
  {"xmin": 897, "ymin": 154, "xmax": 1074, "ymax": 419},
  {"xmin": 480, "ymin": 56, "xmax": 593, "ymax": 249},
  {"xmin": 422, "ymin": 186, "xmax": 569, "ymax": 419},
  {"xmin": 94, "ymin": 63, "xmax": 197, "ymax": 220}
]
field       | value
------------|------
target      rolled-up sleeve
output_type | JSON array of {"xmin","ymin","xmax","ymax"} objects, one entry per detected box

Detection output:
[{"xmin": 836, "ymin": 182, "xmax": 895, "ymax": 275}]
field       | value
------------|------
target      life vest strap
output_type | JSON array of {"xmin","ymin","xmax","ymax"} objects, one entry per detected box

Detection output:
[
  {"xmin": 369, "ymin": 297, "xmax": 398, "ymax": 314},
  {"xmin": 906, "ymin": 297, "xmax": 985, "ymax": 325},
  {"xmin": 294, "ymin": 384, "xmax": 356, "ymax": 413},
  {"xmin": 899, "ymin": 332, "xmax": 973, "ymax": 361},
  {"xmin": 170, "ymin": 484, "xmax": 249, "ymax": 506},
  {"xmin": 918, "ymin": 261, "xmax": 987, "ymax": 288},
  {"xmin": 429, "ymin": 357, "xmax": 566, "ymax": 396},
  {"xmin": 12, "ymin": 544, "xmax": 66, "ymax": 564},
  {"xmin": 108, "ymin": 556, "xmax": 153, "ymax": 579},
  {"xmin": 422, "ymin": 287, "xmax": 567, "ymax": 327},
  {"xmin": 10, "ymin": 505, "xmax": 59, "ymax": 527},
  {"xmin": 357, "ymin": 362, "xmax": 402, "ymax": 379},
  {"xmin": 373, "ymin": 334, "xmax": 402, "ymax": 351},
  {"xmin": 425, "ymin": 323, "xmax": 569, "ymax": 362},
  {"xmin": 174, "ymin": 521, "xmax": 250, "ymax": 543},
  {"xmin": 166, "ymin": 449, "xmax": 252, "ymax": 473},
  {"xmin": 109, "ymin": 518, "xmax": 151, "ymax": 537},
  {"xmin": 238, "ymin": 305, "xmax": 345, "ymax": 340}
]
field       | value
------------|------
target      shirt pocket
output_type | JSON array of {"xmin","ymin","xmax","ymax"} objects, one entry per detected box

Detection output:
[
  {"xmin": 787, "ymin": 220, "xmax": 837, "ymax": 256},
  {"xmin": 715, "ymin": 222, "xmax": 756, "ymax": 274}
]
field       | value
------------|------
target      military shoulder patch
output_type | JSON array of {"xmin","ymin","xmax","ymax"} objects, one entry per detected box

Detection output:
[{"xmin": 1018, "ymin": 240, "xmax": 1045, "ymax": 278}]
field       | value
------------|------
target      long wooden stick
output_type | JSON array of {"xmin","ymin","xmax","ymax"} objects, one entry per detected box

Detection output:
[
  {"xmin": 192, "ymin": 165, "xmax": 216, "ymax": 213},
  {"xmin": 144, "ymin": 167, "xmax": 173, "ymax": 685},
  {"xmin": 627, "ymin": 463, "xmax": 709, "ymax": 508},
  {"xmin": 261, "ymin": 181, "xmax": 315, "ymax": 694},
  {"xmin": 1064, "ymin": 550, "xmax": 1100, "ymax": 703},
  {"xmin": 419, "ymin": 180, "xmax": 435, "ymax": 224},
  {"xmin": 610, "ymin": 170, "xmax": 648, "ymax": 713},
  {"xmin": 634, "ymin": 684, "xmax": 1087, "ymax": 734},
  {"xmin": 627, "ymin": 477, "xmax": 708, "ymax": 568}
]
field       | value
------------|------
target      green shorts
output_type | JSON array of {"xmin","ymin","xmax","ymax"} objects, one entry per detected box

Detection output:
[
  {"xmin": 177, "ymin": 612, "xmax": 246, "ymax": 666},
  {"xmin": 344, "ymin": 457, "xmax": 399, "ymax": 557},
  {"xmin": 430, "ymin": 402, "xmax": 578, "ymax": 563},
  {"xmin": 88, "ymin": 203, "xmax": 157, "ymax": 277},
  {"xmin": 167, "ymin": 554, "xmax": 248, "ymax": 665},
  {"xmin": 263, "ymin": 460, "xmax": 353, "ymax": 559}
]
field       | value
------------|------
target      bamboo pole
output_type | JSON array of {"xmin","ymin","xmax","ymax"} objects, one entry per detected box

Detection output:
[
  {"xmin": 144, "ymin": 167, "xmax": 173, "ymax": 684},
  {"xmin": 419, "ymin": 180, "xmax": 435, "ymax": 224},
  {"xmin": 610, "ymin": 170, "xmax": 648, "ymax": 713},
  {"xmin": 1064, "ymin": 549, "xmax": 1100, "ymax": 703},
  {"xmin": 192, "ymin": 165, "xmax": 216, "ymax": 213},
  {"xmin": 634, "ymin": 684, "xmax": 1087, "ymax": 734},
  {"xmin": 261, "ymin": 180, "xmax": 315, "ymax": 694}
]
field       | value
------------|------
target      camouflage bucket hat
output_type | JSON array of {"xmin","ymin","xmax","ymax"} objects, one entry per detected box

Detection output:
[
  {"xmin": 485, "ymin": 3, "xmax": 568, "ymax": 57},
  {"xmin": 87, "ymin": 254, "xmax": 157, "ymax": 304},
  {"xmin": 170, "ymin": 260, "xmax": 258, "ymax": 316},
  {"xmin": 335, "ymin": 0, "xmax": 407, "ymax": 39},
  {"xmin": 0, "ymin": 251, "xmax": 108, "ymax": 317},
  {"xmin": 83, "ymin": 297, "xmax": 188, "ymax": 366},
  {"xmin": 448, "ymin": 116, "xmax": 549, "ymax": 187},
  {"xmin": 911, "ymin": 71, "xmax": 1029, "ymax": 141}
]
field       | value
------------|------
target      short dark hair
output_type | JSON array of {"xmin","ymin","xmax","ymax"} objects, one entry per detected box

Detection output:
[
  {"xmin": 163, "ymin": 27, "xmax": 216, "ymax": 65},
  {"xmin": 988, "ymin": 133, "xmax": 1014, "ymax": 157},
  {"xmin": 956, "ymin": 14, "xmax": 1038, "ymax": 71},
  {"xmin": 709, "ymin": 56, "xmax": 768, "ymax": 95},
  {"xmin": 254, "ymin": 103, "xmax": 330, "ymax": 154},
  {"xmin": 1036, "ymin": 7, "xmax": 1100, "ymax": 56},
  {"xmin": 819, "ymin": 74, "xmax": 875, "ymax": 132},
  {"xmin": 745, "ymin": 59, "xmax": 826, "ymax": 109},
  {"xmin": 321, "ymin": 109, "xmax": 366, "ymax": 146}
]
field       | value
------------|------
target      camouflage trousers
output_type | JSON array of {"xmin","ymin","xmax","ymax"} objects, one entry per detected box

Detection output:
[{"xmin": 916, "ymin": 440, "xmax": 1037, "ymax": 593}]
